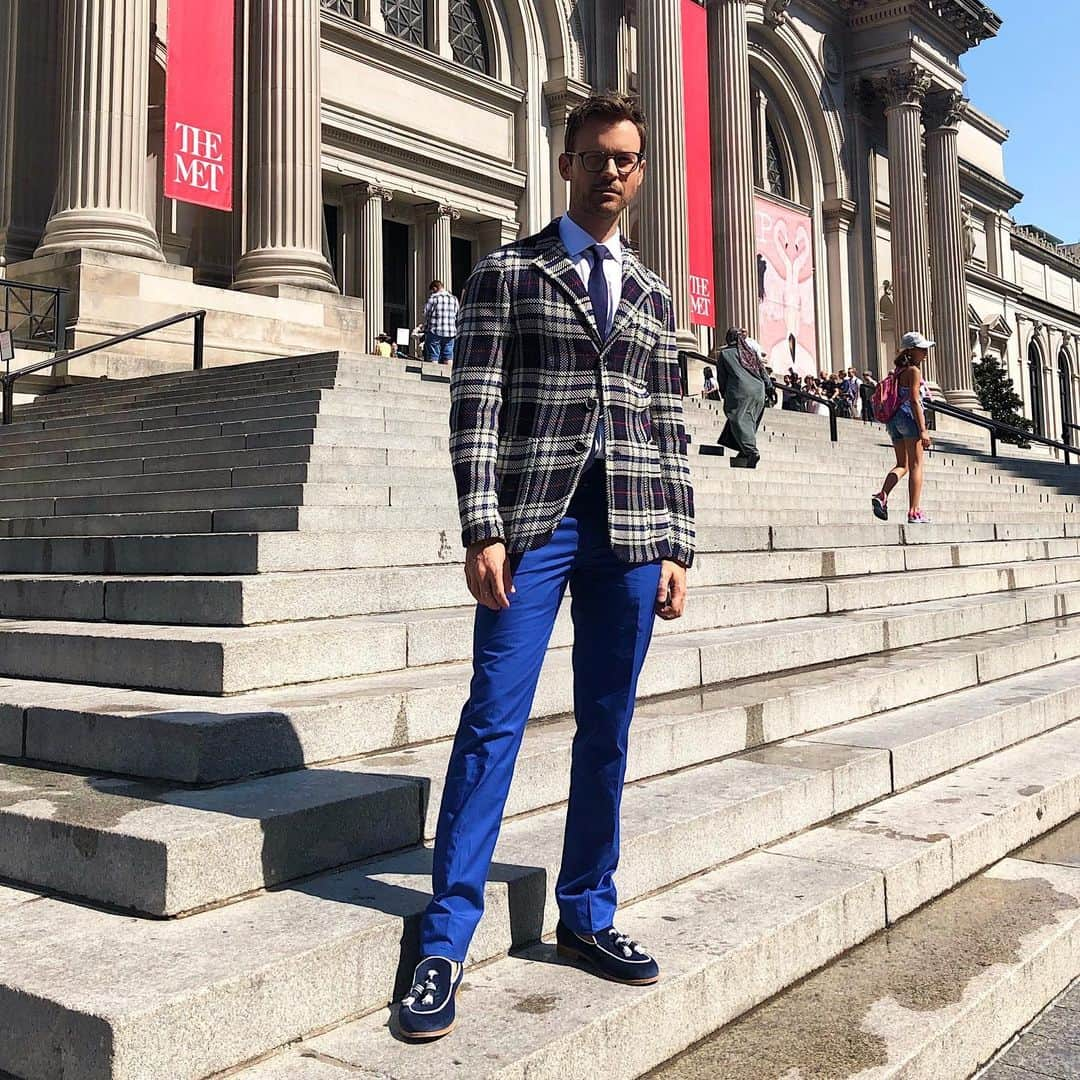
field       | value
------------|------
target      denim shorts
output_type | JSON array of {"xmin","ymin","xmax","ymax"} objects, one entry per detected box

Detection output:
[{"xmin": 886, "ymin": 409, "xmax": 920, "ymax": 443}]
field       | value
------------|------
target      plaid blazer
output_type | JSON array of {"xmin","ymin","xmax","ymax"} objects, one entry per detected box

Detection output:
[{"xmin": 449, "ymin": 218, "xmax": 696, "ymax": 568}]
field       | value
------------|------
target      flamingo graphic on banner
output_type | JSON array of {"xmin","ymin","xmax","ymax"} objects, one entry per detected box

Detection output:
[{"xmin": 754, "ymin": 194, "xmax": 817, "ymax": 376}]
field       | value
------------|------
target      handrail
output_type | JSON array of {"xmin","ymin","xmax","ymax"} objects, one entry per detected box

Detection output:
[
  {"xmin": 1, "ymin": 309, "xmax": 206, "ymax": 424},
  {"xmin": 679, "ymin": 348, "xmax": 838, "ymax": 442},
  {"xmin": 1, "ymin": 279, "xmax": 68, "ymax": 355},
  {"xmin": 924, "ymin": 399, "xmax": 1076, "ymax": 466},
  {"xmin": 770, "ymin": 379, "xmax": 839, "ymax": 443}
]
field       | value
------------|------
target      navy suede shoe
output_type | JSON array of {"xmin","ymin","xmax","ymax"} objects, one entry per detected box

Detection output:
[
  {"xmin": 555, "ymin": 920, "xmax": 660, "ymax": 985},
  {"xmin": 398, "ymin": 956, "xmax": 463, "ymax": 1039}
]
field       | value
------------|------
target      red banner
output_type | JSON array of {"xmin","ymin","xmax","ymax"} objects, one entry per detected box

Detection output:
[
  {"xmin": 681, "ymin": 0, "xmax": 714, "ymax": 327},
  {"xmin": 164, "ymin": 0, "xmax": 234, "ymax": 210}
]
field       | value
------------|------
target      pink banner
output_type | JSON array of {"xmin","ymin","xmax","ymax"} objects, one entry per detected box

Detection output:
[
  {"xmin": 681, "ymin": 0, "xmax": 714, "ymax": 327},
  {"xmin": 754, "ymin": 193, "xmax": 817, "ymax": 377},
  {"xmin": 164, "ymin": 0, "xmax": 234, "ymax": 210}
]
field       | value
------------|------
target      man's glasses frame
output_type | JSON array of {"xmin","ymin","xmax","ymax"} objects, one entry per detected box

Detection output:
[{"xmin": 565, "ymin": 151, "xmax": 646, "ymax": 175}]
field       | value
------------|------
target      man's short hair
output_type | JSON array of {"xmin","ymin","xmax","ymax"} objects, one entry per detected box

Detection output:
[
  {"xmin": 429, "ymin": 280, "xmax": 444, "ymax": 292},
  {"xmin": 565, "ymin": 92, "xmax": 648, "ymax": 157}
]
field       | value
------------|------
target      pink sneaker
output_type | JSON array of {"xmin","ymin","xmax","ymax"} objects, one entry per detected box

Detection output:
[{"xmin": 907, "ymin": 509, "xmax": 931, "ymax": 524}]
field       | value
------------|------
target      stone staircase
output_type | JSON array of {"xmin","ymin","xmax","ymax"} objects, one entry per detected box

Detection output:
[{"xmin": 0, "ymin": 352, "xmax": 1079, "ymax": 1079}]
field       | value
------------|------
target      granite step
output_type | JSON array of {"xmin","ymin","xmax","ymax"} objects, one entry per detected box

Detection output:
[
  {"xmin": 238, "ymin": 734, "xmax": 1080, "ymax": 1080},
  {"xmin": 9, "ymin": 546, "xmax": 1080, "ymax": 627},
  {"xmin": 1, "ymin": 571, "xmax": 1079, "ymax": 694},
  {"xmin": 8, "ymin": 640, "xmax": 1078, "ymax": 915},
  {"xmin": 0, "ymin": 527, "xmax": 1071, "ymax": 596},
  {"xmin": 0, "ymin": 449, "xmax": 1051, "ymax": 498},
  {"xmin": 3, "ymin": 721, "xmax": 1076, "ymax": 1080},
  {"xmin": 16, "ymin": 617, "xmax": 1080, "ymax": 911},
  {"xmin": 19, "ymin": 350, "xmax": 344, "ymax": 407},
  {"xmin": 1, "ymin": 602, "xmax": 1074, "ymax": 782},
  {"xmin": 0, "ymin": 521, "xmax": 1068, "ymax": 576},
  {"xmin": 5, "ymin": 388, "xmax": 452, "ymax": 441},
  {"xmin": 0, "ymin": 410, "xmax": 450, "ymax": 456},
  {"xmin": 283, "ymin": 823, "xmax": 1080, "ymax": 1080},
  {"xmin": 651, "ymin": 818, "xmax": 1080, "ymax": 1080}
]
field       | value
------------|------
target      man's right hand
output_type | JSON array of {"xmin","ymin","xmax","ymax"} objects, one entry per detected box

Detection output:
[{"xmin": 465, "ymin": 539, "xmax": 515, "ymax": 611}]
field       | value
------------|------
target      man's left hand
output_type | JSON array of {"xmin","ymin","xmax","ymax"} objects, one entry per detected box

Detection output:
[{"xmin": 655, "ymin": 560, "xmax": 687, "ymax": 620}]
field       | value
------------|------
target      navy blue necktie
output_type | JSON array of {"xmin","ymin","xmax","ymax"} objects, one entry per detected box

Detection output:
[{"xmin": 588, "ymin": 245, "xmax": 611, "ymax": 340}]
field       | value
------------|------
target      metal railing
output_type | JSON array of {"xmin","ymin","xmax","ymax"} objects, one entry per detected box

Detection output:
[
  {"xmin": 1064, "ymin": 422, "xmax": 1080, "ymax": 448},
  {"xmin": 679, "ymin": 349, "xmax": 838, "ymax": 442},
  {"xmin": 771, "ymin": 380, "xmax": 839, "ymax": 442},
  {"xmin": 924, "ymin": 399, "xmax": 1077, "ymax": 466},
  {"xmin": 1, "ymin": 309, "xmax": 206, "ymax": 425},
  {"xmin": 1, "ymin": 279, "xmax": 68, "ymax": 356}
]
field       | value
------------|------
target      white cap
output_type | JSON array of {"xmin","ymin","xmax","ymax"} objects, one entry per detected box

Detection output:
[
  {"xmin": 900, "ymin": 330, "xmax": 936, "ymax": 350},
  {"xmin": 744, "ymin": 336, "xmax": 767, "ymax": 359}
]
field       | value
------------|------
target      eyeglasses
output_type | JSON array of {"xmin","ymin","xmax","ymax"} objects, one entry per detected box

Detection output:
[{"xmin": 566, "ymin": 151, "xmax": 645, "ymax": 175}]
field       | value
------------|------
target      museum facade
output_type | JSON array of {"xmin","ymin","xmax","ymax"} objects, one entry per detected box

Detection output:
[{"xmin": 1, "ymin": 0, "xmax": 1079, "ymax": 442}]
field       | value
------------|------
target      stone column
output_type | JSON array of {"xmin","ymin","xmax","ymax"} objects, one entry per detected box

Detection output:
[
  {"xmin": 343, "ymin": 182, "xmax": 392, "ymax": 352},
  {"xmin": 925, "ymin": 91, "xmax": 977, "ymax": 407},
  {"xmin": 879, "ymin": 64, "xmax": 934, "ymax": 380},
  {"xmin": 421, "ymin": 202, "xmax": 460, "ymax": 294},
  {"xmin": 477, "ymin": 217, "xmax": 520, "ymax": 259},
  {"xmin": 544, "ymin": 76, "xmax": 590, "ymax": 218},
  {"xmin": 235, "ymin": 0, "xmax": 337, "ymax": 293},
  {"xmin": 35, "ymin": 0, "xmax": 163, "ymax": 261},
  {"xmin": 637, "ymin": 0, "xmax": 693, "ymax": 345},
  {"xmin": 823, "ymin": 198, "xmax": 857, "ymax": 371},
  {"xmin": 707, "ymin": 0, "xmax": 758, "ymax": 337},
  {"xmin": 0, "ymin": 0, "xmax": 16, "ymax": 274}
]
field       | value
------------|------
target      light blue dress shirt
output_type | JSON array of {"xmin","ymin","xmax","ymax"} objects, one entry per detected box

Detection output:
[{"xmin": 559, "ymin": 214, "xmax": 623, "ymax": 463}]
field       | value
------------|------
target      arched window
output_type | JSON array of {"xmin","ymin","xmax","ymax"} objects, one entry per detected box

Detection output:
[
  {"xmin": 381, "ymin": 0, "xmax": 426, "ymax": 46},
  {"xmin": 449, "ymin": 0, "xmax": 490, "ymax": 74},
  {"xmin": 1028, "ymin": 340, "xmax": 1045, "ymax": 437},
  {"xmin": 765, "ymin": 119, "xmax": 791, "ymax": 201},
  {"xmin": 1060, "ymin": 351, "xmax": 1074, "ymax": 444}
]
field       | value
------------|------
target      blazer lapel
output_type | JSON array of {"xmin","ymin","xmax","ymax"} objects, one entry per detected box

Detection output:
[
  {"xmin": 532, "ymin": 227, "xmax": 603, "ymax": 349},
  {"xmin": 606, "ymin": 248, "xmax": 654, "ymax": 347}
]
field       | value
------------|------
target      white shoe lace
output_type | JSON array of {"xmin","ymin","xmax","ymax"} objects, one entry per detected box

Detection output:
[{"xmin": 402, "ymin": 968, "xmax": 439, "ymax": 1008}]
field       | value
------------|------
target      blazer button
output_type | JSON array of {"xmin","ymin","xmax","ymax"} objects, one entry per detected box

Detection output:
[
  {"xmin": 586, "ymin": 396, "xmax": 598, "ymax": 411},
  {"xmin": 574, "ymin": 439, "xmax": 589, "ymax": 453}
]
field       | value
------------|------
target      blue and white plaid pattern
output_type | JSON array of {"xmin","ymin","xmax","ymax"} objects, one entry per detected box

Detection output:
[
  {"xmin": 448, "ymin": 219, "xmax": 696, "ymax": 568},
  {"xmin": 424, "ymin": 290, "xmax": 460, "ymax": 338}
]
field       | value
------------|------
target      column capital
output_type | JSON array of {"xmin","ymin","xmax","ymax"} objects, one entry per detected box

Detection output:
[
  {"xmin": 924, "ymin": 90, "xmax": 968, "ymax": 132},
  {"xmin": 822, "ymin": 198, "xmax": 858, "ymax": 231},
  {"xmin": 344, "ymin": 181, "xmax": 394, "ymax": 205},
  {"xmin": 420, "ymin": 201, "xmax": 461, "ymax": 222},
  {"xmin": 875, "ymin": 64, "xmax": 933, "ymax": 109}
]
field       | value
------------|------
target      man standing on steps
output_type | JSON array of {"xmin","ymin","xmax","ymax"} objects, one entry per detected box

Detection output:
[
  {"xmin": 423, "ymin": 279, "xmax": 460, "ymax": 364},
  {"xmin": 399, "ymin": 92, "xmax": 696, "ymax": 1040}
]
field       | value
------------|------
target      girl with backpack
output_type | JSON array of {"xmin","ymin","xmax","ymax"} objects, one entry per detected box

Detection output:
[{"xmin": 871, "ymin": 332, "xmax": 935, "ymax": 524}]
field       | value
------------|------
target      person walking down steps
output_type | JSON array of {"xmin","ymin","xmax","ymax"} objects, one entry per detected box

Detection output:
[
  {"xmin": 398, "ymin": 92, "xmax": 696, "ymax": 1041},
  {"xmin": 715, "ymin": 328, "xmax": 770, "ymax": 468},
  {"xmin": 872, "ymin": 331, "xmax": 935, "ymax": 524}
]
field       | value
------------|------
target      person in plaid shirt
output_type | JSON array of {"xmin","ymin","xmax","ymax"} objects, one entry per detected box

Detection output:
[
  {"xmin": 399, "ymin": 92, "xmax": 695, "ymax": 1040},
  {"xmin": 423, "ymin": 279, "xmax": 460, "ymax": 364}
]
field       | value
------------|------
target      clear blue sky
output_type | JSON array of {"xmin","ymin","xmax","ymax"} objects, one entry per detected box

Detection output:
[{"xmin": 962, "ymin": 0, "xmax": 1079, "ymax": 242}]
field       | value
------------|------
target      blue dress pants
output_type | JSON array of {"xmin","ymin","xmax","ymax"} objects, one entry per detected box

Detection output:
[{"xmin": 418, "ymin": 465, "xmax": 663, "ymax": 962}]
